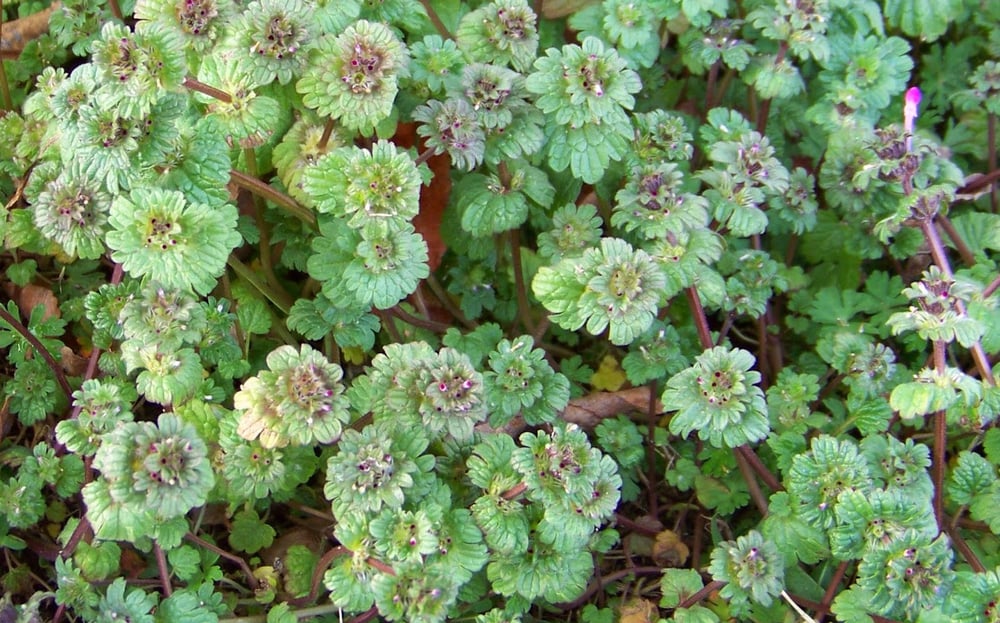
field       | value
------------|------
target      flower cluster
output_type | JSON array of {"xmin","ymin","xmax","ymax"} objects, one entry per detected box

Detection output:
[
  {"xmin": 90, "ymin": 21, "xmax": 186, "ymax": 114},
  {"xmin": 234, "ymin": 344, "xmax": 350, "ymax": 448},
  {"xmin": 224, "ymin": 0, "xmax": 312, "ymax": 85},
  {"xmin": 308, "ymin": 218, "xmax": 429, "ymax": 311},
  {"xmin": 83, "ymin": 414, "xmax": 214, "ymax": 540},
  {"xmin": 700, "ymin": 118, "xmax": 790, "ymax": 236},
  {"xmin": 106, "ymin": 187, "xmax": 241, "ymax": 295},
  {"xmin": 218, "ymin": 410, "xmax": 319, "ymax": 503},
  {"xmin": 469, "ymin": 425, "xmax": 621, "ymax": 603},
  {"xmin": 324, "ymin": 421, "xmax": 436, "ymax": 518},
  {"xmin": 662, "ymin": 346, "xmax": 770, "ymax": 448},
  {"xmin": 30, "ymin": 164, "xmax": 110, "ymax": 260},
  {"xmin": 302, "ymin": 140, "xmax": 422, "ymax": 230},
  {"xmin": 611, "ymin": 161, "xmax": 710, "ymax": 239},
  {"xmin": 887, "ymin": 265, "xmax": 985, "ymax": 347},
  {"xmin": 533, "ymin": 237, "xmax": 666, "ymax": 346},
  {"xmin": 483, "ymin": 335, "xmax": 570, "ymax": 426},
  {"xmin": 709, "ymin": 530, "xmax": 785, "ymax": 614},
  {"xmin": 456, "ymin": 0, "xmax": 539, "ymax": 72},
  {"xmin": 298, "ymin": 20, "xmax": 408, "ymax": 132},
  {"xmin": 787, "ymin": 435, "xmax": 874, "ymax": 530},
  {"xmin": 526, "ymin": 36, "xmax": 641, "ymax": 183},
  {"xmin": 56, "ymin": 379, "xmax": 138, "ymax": 456}
]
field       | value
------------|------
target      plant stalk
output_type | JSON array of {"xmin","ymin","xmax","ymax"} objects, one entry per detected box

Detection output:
[
  {"xmin": 0, "ymin": 299, "xmax": 73, "ymax": 400},
  {"xmin": 229, "ymin": 169, "xmax": 315, "ymax": 227},
  {"xmin": 919, "ymin": 218, "xmax": 994, "ymax": 384}
]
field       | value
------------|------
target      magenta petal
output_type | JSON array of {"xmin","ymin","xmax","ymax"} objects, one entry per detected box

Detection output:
[{"xmin": 905, "ymin": 86, "xmax": 922, "ymax": 107}]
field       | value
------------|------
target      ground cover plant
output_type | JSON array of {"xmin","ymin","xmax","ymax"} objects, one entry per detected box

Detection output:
[{"xmin": 2, "ymin": 0, "xmax": 1000, "ymax": 621}]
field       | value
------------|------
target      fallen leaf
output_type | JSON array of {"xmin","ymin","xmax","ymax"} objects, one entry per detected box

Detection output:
[
  {"xmin": 620, "ymin": 598, "xmax": 659, "ymax": 623},
  {"xmin": 590, "ymin": 354, "xmax": 627, "ymax": 392},
  {"xmin": 60, "ymin": 346, "xmax": 89, "ymax": 376},
  {"xmin": 393, "ymin": 122, "xmax": 450, "ymax": 272},
  {"xmin": 652, "ymin": 529, "xmax": 690, "ymax": 568},
  {"xmin": 18, "ymin": 284, "xmax": 60, "ymax": 320},
  {"xmin": 562, "ymin": 386, "xmax": 662, "ymax": 429}
]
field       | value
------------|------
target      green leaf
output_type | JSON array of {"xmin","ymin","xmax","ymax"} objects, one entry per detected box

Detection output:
[
  {"xmin": 883, "ymin": 0, "xmax": 962, "ymax": 42},
  {"xmin": 665, "ymin": 457, "xmax": 699, "ymax": 492},
  {"xmin": 266, "ymin": 602, "xmax": 296, "ymax": 623},
  {"xmin": 283, "ymin": 545, "xmax": 319, "ymax": 598},
  {"xmin": 671, "ymin": 605, "xmax": 722, "ymax": 623},
  {"xmin": 107, "ymin": 188, "xmax": 241, "ymax": 295},
  {"xmin": 660, "ymin": 568, "xmax": 704, "ymax": 608},
  {"xmin": 167, "ymin": 546, "xmax": 202, "ymax": 583},
  {"xmin": 229, "ymin": 509, "xmax": 276, "ymax": 555},
  {"xmin": 156, "ymin": 588, "xmax": 221, "ymax": 623},
  {"xmin": 74, "ymin": 540, "xmax": 121, "ymax": 581},
  {"xmin": 949, "ymin": 451, "xmax": 995, "ymax": 506},
  {"xmin": 237, "ymin": 296, "xmax": 273, "ymax": 336},
  {"xmin": 82, "ymin": 480, "xmax": 154, "ymax": 542},
  {"xmin": 947, "ymin": 212, "xmax": 1000, "ymax": 254},
  {"xmin": 984, "ymin": 428, "xmax": 1000, "ymax": 467},
  {"xmin": 6, "ymin": 259, "xmax": 37, "ymax": 287},
  {"xmin": 761, "ymin": 492, "xmax": 827, "ymax": 565},
  {"xmin": 694, "ymin": 474, "xmax": 749, "ymax": 515}
]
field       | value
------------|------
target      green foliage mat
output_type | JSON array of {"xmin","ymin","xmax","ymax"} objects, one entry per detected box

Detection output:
[{"xmin": 2, "ymin": 0, "xmax": 1000, "ymax": 621}]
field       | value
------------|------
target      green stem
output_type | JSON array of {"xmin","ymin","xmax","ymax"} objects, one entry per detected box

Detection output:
[
  {"xmin": 501, "ymin": 481, "xmax": 527, "ymax": 500},
  {"xmin": 226, "ymin": 255, "xmax": 293, "ymax": 314},
  {"xmin": 424, "ymin": 273, "xmax": 476, "ymax": 330},
  {"xmin": 816, "ymin": 560, "xmax": 850, "ymax": 623},
  {"xmin": 945, "ymin": 523, "xmax": 986, "ymax": 573},
  {"xmin": 0, "ymin": 299, "xmax": 73, "ymax": 400},
  {"xmin": 318, "ymin": 117, "xmax": 336, "ymax": 151},
  {"xmin": 936, "ymin": 213, "xmax": 976, "ymax": 268},
  {"xmin": 219, "ymin": 602, "xmax": 349, "ymax": 623},
  {"xmin": 0, "ymin": 42, "xmax": 13, "ymax": 111},
  {"xmin": 736, "ymin": 444, "xmax": 782, "ymax": 492},
  {"xmin": 287, "ymin": 546, "xmax": 350, "ymax": 607},
  {"xmin": 509, "ymin": 229, "xmax": 535, "ymax": 335},
  {"xmin": 229, "ymin": 169, "xmax": 316, "ymax": 229},
  {"xmin": 755, "ymin": 41, "xmax": 788, "ymax": 135},
  {"xmin": 646, "ymin": 380, "xmax": 659, "ymax": 517},
  {"xmin": 185, "ymin": 533, "xmax": 260, "ymax": 590},
  {"xmin": 323, "ymin": 333, "xmax": 340, "ymax": 367},
  {"xmin": 389, "ymin": 305, "xmax": 451, "ymax": 333},
  {"xmin": 60, "ymin": 516, "xmax": 93, "ymax": 559},
  {"xmin": 417, "ymin": 0, "xmax": 453, "ymax": 40},
  {"xmin": 704, "ymin": 60, "xmax": 721, "ymax": 113},
  {"xmin": 678, "ymin": 579, "xmax": 726, "ymax": 609},
  {"xmin": 219, "ymin": 271, "xmax": 247, "ymax": 355},
  {"xmin": 989, "ymin": 112, "xmax": 997, "ymax": 213},
  {"xmin": 376, "ymin": 308, "xmax": 403, "ymax": 343},
  {"xmin": 558, "ymin": 566, "xmax": 663, "ymax": 611},
  {"xmin": 984, "ymin": 274, "xmax": 1000, "ymax": 300},
  {"xmin": 242, "ymin": 151, "xmax": 295, "ymax": 312},
  {"xmin": 413, "ymin": 145, "xmax": 436, "ymax": 167},
  {"xmin": 734, "ymin": 446, "xmax": 769, "ymax": 516}
]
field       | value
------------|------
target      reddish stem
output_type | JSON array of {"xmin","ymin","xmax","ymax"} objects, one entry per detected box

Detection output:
[
  {"xmin": 932, "ymin": 339, "xmax": 947, "ymax": 528},
  {"xmin": 154, "ymin": 542, "xmax": 173, "ymax": 597},
  {"xmin": 182, "ymin": 76, "xmax": 232, "ymax": 103},
  {"xmin": 685, "ymin": 286, "xmax": 714, "ymax": 350},
  {"xmin": 0, "ymin": 300, "xmax": 72, "ymax": 400},
  {"xmin": 816, "ymin": 560, "xmax": 850, "ymax": 623}
]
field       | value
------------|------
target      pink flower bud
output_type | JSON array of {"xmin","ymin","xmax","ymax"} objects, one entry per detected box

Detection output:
[
  {"xmin": 904, "ymin": 87, "xmax": 921, "ymax": 152},
  {"xmin": 904, "ymin": 87, "xmax": 921, "ymax": 133}
]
